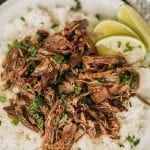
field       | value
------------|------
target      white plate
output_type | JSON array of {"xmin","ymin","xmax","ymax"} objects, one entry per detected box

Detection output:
[{"xmin": 0, "ymin": 0, "xmax": 150, "ymax": 150}]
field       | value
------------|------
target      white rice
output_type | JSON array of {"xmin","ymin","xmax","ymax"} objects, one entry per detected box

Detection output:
[{"xmin": 0, "ymin": 5, "xmax": 149, "ymax": 150}]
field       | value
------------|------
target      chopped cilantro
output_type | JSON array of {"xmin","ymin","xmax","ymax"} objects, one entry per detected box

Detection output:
[
  {"xmin": 20, "ymin": 16, "xmax": 25, "ymax": 22},
  {"xmin": 119, "ymin": 71, "xmax": 136, "ymax": 87},
  {"xmin": 59, "ymin": 114, "xmax": 68, "ymax": 123},
  {"xmin": 53, "ymin": 54, "xmax": 65, "ymax": 63},
  {"xmin": 95, "ymin": 14, "xmax": 100, "ymax": 20},
  {"xmin": 7, "ymin": 40, "xmax": 38, "ymax": 58},
  {"xmin": 29, "ymin": 47, "xmax": 37, "ymax": 57},
  {"xmin": 127, "ymin": 135, "xmax": 140, "ymax": 147},
  {"xmin": 118, "ymin": 143, "xmax": 124, "ymax": 147},
  {"xmin": 7, "ymin": 44, "xmax": 12, "ymax": 51},
  {"xmin": 138, "ymin": 45, "xmax": 142, "ymax": 48},
  {"xmin": 52, "ymin": 113, "xmax": 68, "ymax": 126},
  {"xmin": 29, "ymin": 108, "xmax": 44, "ymax": 128},
  {"xmin": 27, "ymin": 95, "xmax": 45, "ymax": 128},
  {"xmin": 0, "ymin": 96, "xmax": 7, "ymax": 103},
  {"xmin": 12, "ymin": 118, "xmax": 20, "ymax": 125},
  {"xmin": 0, "ymin": 120, "xmax": 2, "ymax": 125},
  {"xmin": 129, "ymin": 101, "xmax": 132, "ymax": 107},
  {"xmin": 34, "ymin": 95, "xmax": 44, "ymax": 107},
  {"xmin": 33, "ymin": 112, "xmax": 44, "ymax": 128},
  {"xmin": 51, "ymin": 23, "xmax": 59, "ymax": 28},
  {"xmin": 115, "ymin": 60, "xmax": 124, "ymax": 68},
  {"xmin": 37, "ymin": 117, "xmax": 44, "ymax": 128},
  {"xmin": 117, "ymin": 41, "xmax": 122, "ymax": 48},
  {"xmin": 25, "ymin": 61, "xmax": 38, "ymax": 77},
  {"xmin": 74, "ymin": 86, "xmax": 82, "ymax": 96},
  {"xmin": 52, "ymin": 120, "xmax": 59, "ymax": 126},
  {"xmin": 134, "ymin": 138, "xmax": 140, "ymax": 146},
  {"xmin": 8, "ymin": 40, "xmax": 30, "ymax": 53},
  {"xmin": 28, "ymin": 95, "xmax": 44, "ymax": 112},
  {"xmin": 124, "ymin": 42, "xmax": 134, "ymax": 52},
  {"xmin": 71, "ymin": 0, "xmax": 81, "ymax": 11}
]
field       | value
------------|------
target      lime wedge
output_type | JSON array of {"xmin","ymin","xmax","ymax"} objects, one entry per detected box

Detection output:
[
  {"xmin": 93, "ymin": 20, "xmax": 139, "ymax": 41},
  {"xmin": 117, "ymin": 4, "xmax": 150, "ymax": 51},
  {"xmin": 96, "ymin": 36, "xmax": 146, "ymax": 64},
  {"xmin": 95, "ymin": 44, "xmax": 118, "ymax": 56}
]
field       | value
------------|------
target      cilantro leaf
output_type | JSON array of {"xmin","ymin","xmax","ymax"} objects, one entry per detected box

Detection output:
[
  {"xmin": 74, "ymin": 86, "xmax": 82, "ymax": 96},
  {"xmin": 27, "ymin": 95, "xmax": 45, "ymax": 128},
  {"xmin": 124, "ymin": 42, "xmax": 134, "ymax": 52},
  {"xmin": 53, "ymin": 54, "xmax": 65, "ymax": 63},
  {"xmin": 12, "ymin": 118, "xmax": 20, "ymax": 125},
  {"xmin": 28, "ymin": 108, "xmax": 45, "ymax": 128},
  {"xmin": 20, "ymin": 16, "xmax": 26, "ymax": 22},
  {"xmin": 59, "ymin": 114, "xmax": 68, "ymax": 123},
  {"xmin": 34, "ymin": 95, "xmax": 44, "ymax": 107},
  {"xmin": 51, "ymin": 23, "xmax": 59, "ymax": 28},
  {"xmin": 127, "ymin": 135, "xmax": 140, "ymax": 147},
  {"xmin": 7, "ymin": 40, "xmax": 38, "ymax": 58},
  {"xmin": 95, "ymin": 14, "xmax": 100, "ymax": 20},
  {"xmin": 71, "ymin": 0, "xmax": 81, "ymax": 11},
  {"xmin": 52, "ymin": 120, "xmax": 59, "ymax": 126},
  {"xmin": 0, "ymin": 96, "xmax": 7, "ymax": 103},
  {"xmin": 52, "ymin": 113, "xmax": 68, "ymax": 126},
  {"xmin": 119, "ymin": 71, "xmax": 137, "ymax": 87},
  {"xmin": 28, "ymin": 47, "xmax": 37, "ymax": 57},
  {"xmin": 117, "ymin": 41, "xmax": 122, "ymax": 48},
  {"xmin": 0, "ymin": 120, "xmax": 2, "ymax": 126}
]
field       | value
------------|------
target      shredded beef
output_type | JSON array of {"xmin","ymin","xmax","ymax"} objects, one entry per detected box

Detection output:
[{"xmin": 1, "ymin": 19, "xmax": 139, "ymax": 150}]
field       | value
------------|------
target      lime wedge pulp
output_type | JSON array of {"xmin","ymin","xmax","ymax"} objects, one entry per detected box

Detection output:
[
  {"xmin": 96, "ymin": 35, "xmax": 146, "ymax": 64},
  {"xmin": 117, "ymin": 4, "xmax": 150, "ymax": 51}
]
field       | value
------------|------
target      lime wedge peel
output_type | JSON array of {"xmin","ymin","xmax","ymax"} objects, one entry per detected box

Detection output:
[
  {"xmin": 96, "ymin": 35, "xmax": 146, "ymax": 64},
  {"xmin": 93, "ymin": 20, "xmax": 139, "ymax": 41},
  {"xmin": 117, "ymin": 4, "xmax": 150, "ymax": 51}
]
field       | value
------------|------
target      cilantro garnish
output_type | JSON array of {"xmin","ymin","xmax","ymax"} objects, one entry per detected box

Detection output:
[
  {"xmin": 119, "ymin": 71, "xmax": 137, "ymax": 87},
  {"xmin": 95, "ymin": 14, "xmax": 100, "ymax": 20},
  {"xmin": 53, "ymin": 54, "xmax": 65, "ymax": 63},
  {"xmin": 52, "ymin": 113, "xmax": 68, "ymax": 126},
  {"xmin": 126, "ymin": 135, "xmax": 140, "ymax": 147},
  {"xmin": 74, "ymin": 86, "xmax": 82, "ymax": 96},
  {"xmin": 28, "ymin": 47, "xmax": 37, "ymax": 57},
  {"xmin": 124, "ymin": 42, "xmax": 134, "ymax": 52},
  {"xmin": 12, "ymin": 118, "xmax": 20, "ymax": 125},
  {"xmin": 0, "ymin": 120, "xmax": 2, "ymax": 126},
  {"xmin": 71, "ymin": 0, "xmax": 81, "ymax": 11},
  {"xmin": 51, "ymin": 23, "xmax": 59, "ymax": 28},
  {"xmin": 27, "ymin": 95, "xmax": 45, "ymax": 128},
  {"xmin": 7, "ymin": 40, "xmax": 37, "ymax": 57},
  {"xmin": 117, "ymin": 41, "xmax": 122, "ymax": 48},
  {"xmin": 0, "ymin": 96, "xmax": 7, "ymax": 103},
  {"xmin": 20, "ymin": 16, "xmax": 26, "ymax": 22}
]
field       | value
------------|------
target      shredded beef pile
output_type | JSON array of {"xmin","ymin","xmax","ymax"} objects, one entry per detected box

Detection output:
[{"xmin": 1, "ymin": 19, "xmax": 139, "ymax": 150}]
